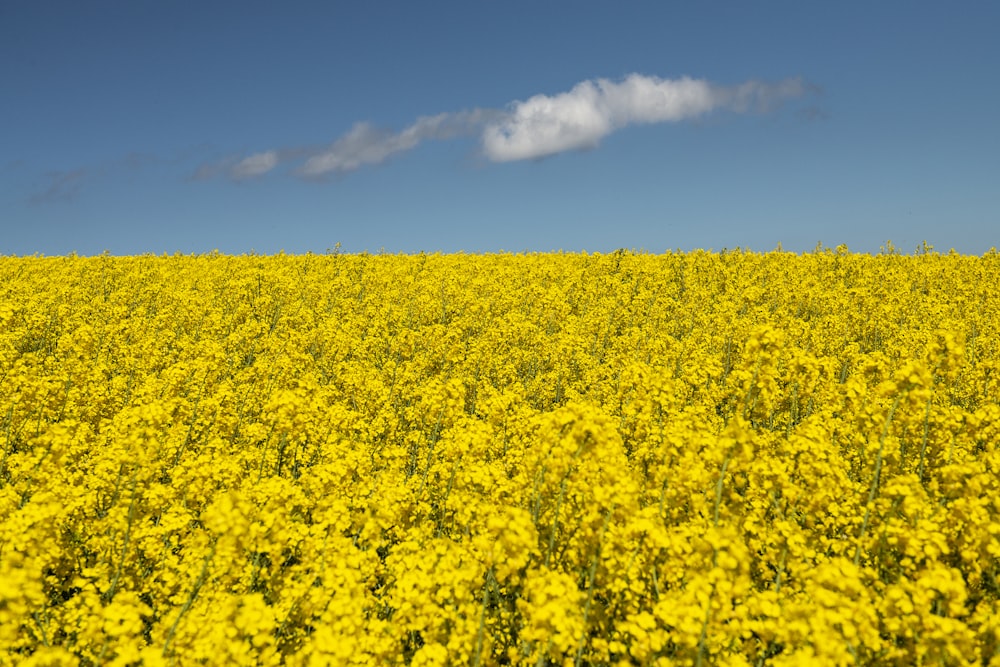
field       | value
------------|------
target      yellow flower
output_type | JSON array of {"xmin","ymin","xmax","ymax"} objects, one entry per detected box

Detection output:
[{"xmin": 1, "ymin": 249, "xmax": 999, "ymax": 664}]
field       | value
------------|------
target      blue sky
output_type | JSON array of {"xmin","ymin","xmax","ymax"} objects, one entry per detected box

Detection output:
[{"xmin": 2, "ymin": 1, "xmax": 998, "ymax": 255}]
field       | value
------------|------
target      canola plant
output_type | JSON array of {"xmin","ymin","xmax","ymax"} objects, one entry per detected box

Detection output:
[{"xmin": 1, "ymin": 248, "xmax": 999, "ymax": 666}]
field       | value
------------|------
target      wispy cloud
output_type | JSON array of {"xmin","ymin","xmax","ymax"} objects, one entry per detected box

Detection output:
[
  {"xmin": 298, "ymin": 121, "xmax": 425, "ymax": 177},
  {"xmin": 191, "ymin": 147, "xmax": 315, "ymax": 182},
  {"xmin": 28, "ymin": 168, "xmax": 88, "ymax": 205},
  {"xmin": 232, "ymin": 151, "xmax": 280, "ymax": 179},
  {"xmin": 24, "ymin": 151, "xmax": 188, "ymax": 204},
  {"xmin": 197, "ymin": 73, "xmax": 813, "ymax": 180},
  {"xmin": 298, "ymin": 109, "xmax": 498, "ymax": 178}
]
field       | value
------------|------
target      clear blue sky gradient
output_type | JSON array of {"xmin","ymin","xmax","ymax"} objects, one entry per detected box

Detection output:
[{"xmin": 2, "ymin": 1, "xmax": 998, "ymax": 255}]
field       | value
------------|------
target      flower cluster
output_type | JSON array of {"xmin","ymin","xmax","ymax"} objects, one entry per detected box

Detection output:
[{"xmin": 1, "ymin": 247, "xmax": 999, "ymax": 665}]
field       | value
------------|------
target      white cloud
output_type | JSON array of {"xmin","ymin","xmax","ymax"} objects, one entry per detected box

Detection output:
[
  {"xmin": 481, "ymin": 80, "xmax": 615, "ymax": 162},
  {"xmin": 299, "ymin": 110, "xmax": 496, "ymax": 177},
  {"xmin": 481, "ymin": 74, "xmax": 807, "ymax": 162},
  {"xmin": 299, "ymin": 122, "xmax": 417, "ymax": 176},
  {"xmin": 719, "ymin": 78, "xmax": 810, "ymax": 114},
  {"xmin": 194, "ymin": 73, "xmax": 812, "ymax": 180},
  {"xmin": 231, "ymin": 151, "xmax": 279, "ymax": 179}
]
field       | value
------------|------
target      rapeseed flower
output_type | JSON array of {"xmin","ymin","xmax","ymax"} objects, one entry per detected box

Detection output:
[{"xmin": 0, "ymin": 249, "xmax": 998, "ymax": 664}]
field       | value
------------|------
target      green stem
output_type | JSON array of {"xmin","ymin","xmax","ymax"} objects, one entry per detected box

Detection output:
[
  {"xmin": 574, "ymin": 509, "xmax": 613, "ymax": 667},
  {"xmin": 534, "ymin": 638, "xmax": 553, "ymax": 667},
  {"xmin": 774, "ymin": 546, "xmax": 788, "ymax": 593},
  {"xmin": 105, "ymin": 473, "xmax": 139, "ymax": 603},
  {"xmin": 694, "ymin": 588, "xmax": 714, "ymax": 667},
  {"xmin": 473, "ymin": 569, "xmax": 493, "ymax": 667},
  {"xmin": 545, "ymin": 476, "xmax": 570, "ymax": 568},
  {"xmin": 713, "ymin": 457, "xmax": 731, "ymax": 526},
  {"xmin": 854, "ymin": 396, "xmax": 900, "ymax": 566},
  {"xmin": 917, "ymin": 398, "xmax": 931, "ymax": 482},
  {"xmin": 163, "ymin": 539, "xmax": 217, "ymax": 657}
]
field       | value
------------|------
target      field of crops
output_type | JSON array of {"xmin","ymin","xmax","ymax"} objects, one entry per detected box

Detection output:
[{"xmin": 1, "ymin": 248, "xmax": 999, "ymax": 665}]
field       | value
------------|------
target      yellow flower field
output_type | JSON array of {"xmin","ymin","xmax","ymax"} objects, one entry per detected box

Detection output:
[{"xmin": 1, "ymin": 247, "xmax": 999, "ymax": 666}]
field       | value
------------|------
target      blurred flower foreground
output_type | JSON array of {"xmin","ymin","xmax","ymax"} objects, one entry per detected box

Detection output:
[{"xmin": 2, "ymin": 247, "xmax": 1000, "ymax": 666}]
